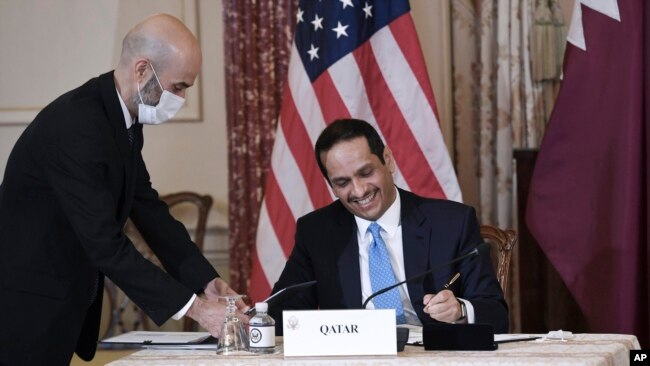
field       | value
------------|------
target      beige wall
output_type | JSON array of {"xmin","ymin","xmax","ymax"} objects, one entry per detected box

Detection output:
[
  {"xmin": 0, "ymin": 0, "xmax": 231, "ymax": 276},
  {"xmin": 0, "ymin": 1, "xmax": 451, "ymax": 278}
]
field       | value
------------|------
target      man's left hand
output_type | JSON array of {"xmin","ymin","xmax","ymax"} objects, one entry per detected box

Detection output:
[
  {"xmin": 203, "ymin": 278, "xmax": 250, "ymax": 313},
  {"xmin": 422, "ymin": 290, "xmax": 462, "ymax": 323}
]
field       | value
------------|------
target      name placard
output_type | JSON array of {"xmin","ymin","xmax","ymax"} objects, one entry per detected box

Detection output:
[{"xmin": 282, "ymin": 309, "xmax": 396, "ymax": 357}]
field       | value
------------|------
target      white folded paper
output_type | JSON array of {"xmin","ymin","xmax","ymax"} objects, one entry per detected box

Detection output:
[{"xmin": 101, "ymin": 331, "xmax": 211, "ymax": 345}]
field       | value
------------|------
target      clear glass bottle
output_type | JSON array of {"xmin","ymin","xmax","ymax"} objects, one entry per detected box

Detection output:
[{"xmin": 248, "ymin": 302, "xmax": 276, "ymax": 354}]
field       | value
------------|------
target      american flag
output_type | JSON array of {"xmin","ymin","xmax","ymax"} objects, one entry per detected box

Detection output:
[{"xmin": 249, "ymin": 0, "xmax": 461, "ymax": 302}]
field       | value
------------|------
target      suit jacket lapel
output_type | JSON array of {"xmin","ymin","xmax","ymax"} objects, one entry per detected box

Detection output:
[
  {"xmin": 399, "ymin": 189, "xmax": 430, "ymax": 310},
  {"xmin": 336, "ymin": 190, "xmax": 432, "ymax": 310},
  {"xmin": 98, "ymin": 71, "xmax": 134, "ymax": 224},
  {"xmin": 335, "ymin": 206, "xmax": 363, "ymax": 309}
]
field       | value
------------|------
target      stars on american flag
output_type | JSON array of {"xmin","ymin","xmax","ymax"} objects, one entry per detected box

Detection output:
[
  {"xmin": 307, "ymin": 43, "xmax": 320, "ymax": 60},
  {"xmin": 296, "ymin": 8, "xmax": 304, "ymax": 23},
  {"xmin": 298, "ymin": 0, "xmax": 376, "ymax": 64},
  {"xmin": 296, "ymin": 0, "xmax": 407, "ymax": 80},
  {"xmin": 363, "ymin": 2, "xmax": 373, "ymax": 18},
  {"xmin": 340, "ymin": 0, "xmax": 354, "ymax": 9},
  {"xmin": 332, "ymin": 21, "xmax": 349, "ymax": 39},
  {"xmin": 311, "ymin": 14, "xmax": 324, "ymax": 31}
]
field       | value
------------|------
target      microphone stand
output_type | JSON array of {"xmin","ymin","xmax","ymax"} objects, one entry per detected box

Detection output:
[{"xmin": 362, "ymin": 243, "xmax": 488, "ymax": 309}]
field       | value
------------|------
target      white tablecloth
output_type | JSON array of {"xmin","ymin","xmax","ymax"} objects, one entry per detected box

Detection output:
[{"xmin": 107, "ymin": 333, "xmax": 640, "ymax": 366}]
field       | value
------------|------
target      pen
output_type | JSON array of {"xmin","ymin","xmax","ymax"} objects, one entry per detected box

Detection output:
[
  {"xmin": 443, "ymin": 272, "xmax": 460, "ymax": 290},
  {"xmin": 424, "ymin": 272, "xmax": 460, "ymax": 310}
]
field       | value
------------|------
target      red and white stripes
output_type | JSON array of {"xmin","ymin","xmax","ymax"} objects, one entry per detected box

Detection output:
[{"xmin": 249, "ymin": 12, "xmax": 460, "ymax": 302}]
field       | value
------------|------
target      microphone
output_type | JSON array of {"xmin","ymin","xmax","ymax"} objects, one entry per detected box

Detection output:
[{"xmin": 362, "ymin": 242, "xmax": 490, "ymax": 309}]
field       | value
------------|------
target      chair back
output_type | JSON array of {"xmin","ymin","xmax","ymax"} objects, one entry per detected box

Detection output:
[
  {"xmin": 480, "ymin": 225, "xmax": 517, "ymax": 297},
  {"xmin": 100, "ymin": 192, "xmax": 213, "ymax": 341}
]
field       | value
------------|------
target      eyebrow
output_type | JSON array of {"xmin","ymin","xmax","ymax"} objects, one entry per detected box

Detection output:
[
  {"xmin": 329, "ymin": 163, "xmax": 374, "ymax": 183},
  {"xmin": 355, "ymin": 163, "xmax": 374, "ymax": 174},
  {"xmin": 331, "ymin": 176, "xmax": 350, "ymax": 185},
  {"xmin": 174, "ymin": 82, "xmax": 192, "ymax": 89}
]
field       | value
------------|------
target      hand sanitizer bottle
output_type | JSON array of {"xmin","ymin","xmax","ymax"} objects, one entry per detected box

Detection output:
[{"xmin": 248, "ymin": 302, "xmax": 275, "ymax": 354}]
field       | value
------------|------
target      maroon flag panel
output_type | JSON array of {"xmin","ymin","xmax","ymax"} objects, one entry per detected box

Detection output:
[{"xmin": 527, "ymin": 1, "xmax": 649, "ymax": 347}]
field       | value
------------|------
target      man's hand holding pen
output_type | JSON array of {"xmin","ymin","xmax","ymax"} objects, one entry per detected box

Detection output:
[{"xmin": 422, "ymin": 273, "xmax": 467, "ymax": 323}]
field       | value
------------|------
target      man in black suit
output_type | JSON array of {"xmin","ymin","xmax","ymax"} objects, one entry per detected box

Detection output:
[
  {"xmin": 0, "ymin": 14, "xmax": 245, "ymax": 366},
  {"xmin": 270, "ymin": 119, "xmax": 508, "ymax": 334}
]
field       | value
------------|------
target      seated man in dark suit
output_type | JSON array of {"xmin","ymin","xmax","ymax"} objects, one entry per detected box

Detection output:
[{"xmin": 269, "ymin": 118, "xmax": 508, "ymax": 334}]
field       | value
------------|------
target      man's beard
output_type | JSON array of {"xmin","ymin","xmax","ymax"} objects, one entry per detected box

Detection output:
[{"xmin": 132, "ymin": 76, "xmax": 161, "ymax": 108}]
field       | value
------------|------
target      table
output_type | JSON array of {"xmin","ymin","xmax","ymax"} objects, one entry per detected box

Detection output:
[{"xmin": 107, "ymin": 334, "xmax": 640, "ymax": 366}]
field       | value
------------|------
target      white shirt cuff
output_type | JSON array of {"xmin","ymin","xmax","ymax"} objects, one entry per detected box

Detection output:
[
  {"xmin": 172, "ymin": 293, "xmax": 197, "ymax": 320},
  {"xmin": 458, "ymin": 297, "xmax": 475, "ymax": 323}
]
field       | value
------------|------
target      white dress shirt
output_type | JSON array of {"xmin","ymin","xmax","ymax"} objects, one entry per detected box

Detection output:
[{"xmin": 355, "ymin": 186, "xmax": 475, "ymax": 325}]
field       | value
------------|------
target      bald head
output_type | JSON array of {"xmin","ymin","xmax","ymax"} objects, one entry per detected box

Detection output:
[
  {"xmin": 118, "ymin": 13, "xmax": 200, "ymax": 71},
  {"xmin": 115, "ymin": 14, "xmax": 201, "ymax": 117}
]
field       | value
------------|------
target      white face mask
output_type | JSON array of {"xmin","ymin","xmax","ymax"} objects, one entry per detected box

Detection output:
[{"xmin": 137, "ymin": 63, "xmax": 185, "ymax": 125}]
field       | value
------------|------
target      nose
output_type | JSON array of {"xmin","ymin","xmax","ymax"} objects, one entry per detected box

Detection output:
[{"xmin": 350, "ymin": 178, "xmax": 367, "ymax": 198}]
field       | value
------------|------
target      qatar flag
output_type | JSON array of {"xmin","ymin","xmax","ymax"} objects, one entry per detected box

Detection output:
[{"xmin": 527, "ymin": 0, "xmax": 649, "ymax": 347}]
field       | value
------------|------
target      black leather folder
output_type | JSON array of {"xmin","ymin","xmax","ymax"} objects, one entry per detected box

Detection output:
[{"xmin": 423, "ymin": 323, "xmax": 497, "ymax": 351}]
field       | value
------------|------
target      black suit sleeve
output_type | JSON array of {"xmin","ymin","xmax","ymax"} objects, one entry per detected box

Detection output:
[
  {"xmin": 129, "ymin": 151, "xmax": 218, "ymax": 295},
  {"xmin": 454, "ymin": 207, "xmax": 509, "ymax": 333},
  {"xmin": 41, "ymin": 112, "xmax": 200, "ymax": 324}
]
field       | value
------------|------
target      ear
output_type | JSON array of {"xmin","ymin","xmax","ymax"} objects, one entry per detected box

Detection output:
[
  {"xmin": 134, "ymin": 59, "xmax": 150, "ymax": 83},
  {"xmin": 383, "ymin": 146, "xmax": 395, "ymax": 173}
]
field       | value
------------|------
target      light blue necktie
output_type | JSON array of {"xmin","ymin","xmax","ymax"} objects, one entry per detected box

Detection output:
[{"xmin": 368, "ymin": 222, "xmax": 406, "ymax": 324}]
